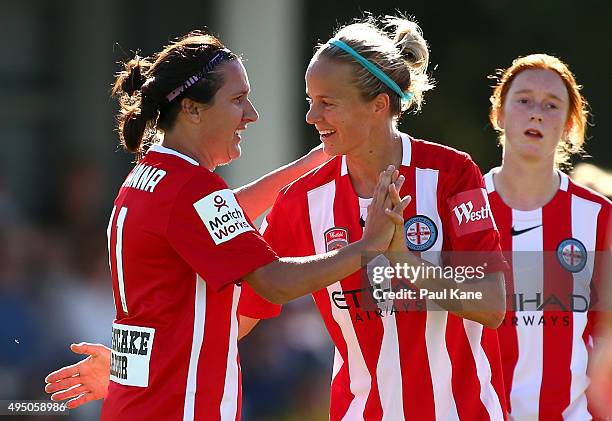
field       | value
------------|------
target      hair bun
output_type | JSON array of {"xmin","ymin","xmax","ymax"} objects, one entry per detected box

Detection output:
[
  {"xmin": 121, "ymin": 58, "xmax": 147, "ymax": 96},
  {"xmin": 386, "ymin": 18, "xmax": 429, "ymax": 75}
]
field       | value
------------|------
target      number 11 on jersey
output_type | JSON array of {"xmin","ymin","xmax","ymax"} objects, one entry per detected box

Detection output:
[{"xmin": 108, "ymin": 206, "xmax": 129, "ymax": 315}]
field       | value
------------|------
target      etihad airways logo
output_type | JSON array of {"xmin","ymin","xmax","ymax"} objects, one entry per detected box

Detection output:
[
  {"xmin": 447, "ymin": 188, "xmax": 494, "ymax": 236},
  {"xmin": 194, "ymin": 189, "xmax": 254, "ymax": 245}
]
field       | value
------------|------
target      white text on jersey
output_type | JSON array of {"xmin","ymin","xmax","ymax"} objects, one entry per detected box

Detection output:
[
  {"xmin": 453, "ymin": 201, "xmax": 491, "ymax": 225},
  {"xmin": 123, "ymin": 164, "xmax": 167, "ymax": 193}
]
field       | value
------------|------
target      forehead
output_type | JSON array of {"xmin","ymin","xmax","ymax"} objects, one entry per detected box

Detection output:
[
  {"xmin": 216, "ymin": 59, "xmax": 250, "ymax": 92},
  {"xmin": 509, "ymin": 68, "xmax": 568, "ymax": 100},
  {"xmin": 305, "ymin": 57, "xmax": 359, "ymax": 96}
]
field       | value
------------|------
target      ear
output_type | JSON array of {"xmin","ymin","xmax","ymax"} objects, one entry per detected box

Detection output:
[
  {"xmin": 496, "ymin": 109, "xmax": 505, "ymax": 130},
  {"xmin": 180, "ymin": 98, "xmax": 202, "ymax": 123},
  {"xmin": 372, "ymin": 93, "xmax": 390, "ymax": 115}
]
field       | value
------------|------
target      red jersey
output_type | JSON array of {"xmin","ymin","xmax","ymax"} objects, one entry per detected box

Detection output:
[
  {"xmin": 102, "ymin": 144, "xmax": 277, "ymax": 421},
  {"xmin": 241, "ymin": 134, "xmax": 508, "ymax": 420},
  {"xmin": 485, "ymin": 168, "xmax": 611, "ymax": 421}
]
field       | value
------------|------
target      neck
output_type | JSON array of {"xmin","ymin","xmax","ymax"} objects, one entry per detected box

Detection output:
[
  {"xmin": 346, "ymin": 124, "xmax": 403, "ymax": 198},
  {"xmin": 494, "ymin": 150, "xmax": 559, "ymax": 210},
  {"xmin": 161, "ymin": 126, "xmax": 215, "ymax": 170}
]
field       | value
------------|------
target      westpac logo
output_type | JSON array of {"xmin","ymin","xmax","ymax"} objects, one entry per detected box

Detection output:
[
  {"xmin": 452, "ymin": 201, "xmax": 491, "ymax": 226},
  {"xmin": 448, "ymin": 188, "xmax": 494, "ymax": 237},
  {"xmin": 194, "ymin": 189, "xmax": 254, "ymax": 245}
]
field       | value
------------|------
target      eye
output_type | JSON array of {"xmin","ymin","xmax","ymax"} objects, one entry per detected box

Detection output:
[
  {"xmin": 233, "ymin": 95, "xmax": 246, "ymax": 104},
  {"xmin": 517, "ymin": 98, "xmax": 529, "ymax": 104},
  {"xmin": 545, "ymin": 102, "xmax": 558, "ymax": 110}
]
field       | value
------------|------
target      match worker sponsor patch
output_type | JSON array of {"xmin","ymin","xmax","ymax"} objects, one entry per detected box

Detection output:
[
  {"xmin": 110, "ymin": 323, "xmax": 155, "ymax": 387},
  {"xmin": 448, "ymin": 188, "xmax": 494, "ymax": 237},
  {"xmin": 194, "ymin": 189, "xmax": 254, "ymax": 245}
]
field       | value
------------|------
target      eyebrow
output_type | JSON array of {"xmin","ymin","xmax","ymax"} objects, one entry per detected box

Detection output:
[
  {"xmin": 305, "ymin": 92, "xmax": 336, "ymax": 100},
  {"xmin": 512, "ymin": 89, "xmax": 565, "ymax": 101},
  {"xmin": 230, "ymin": 89, "xmax": 249, "ymax": 96}
]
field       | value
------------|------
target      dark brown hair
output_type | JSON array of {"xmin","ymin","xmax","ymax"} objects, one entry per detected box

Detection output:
[{"xmin": 112, "ymin": 30, "xmax": 237, "ymax": 158}]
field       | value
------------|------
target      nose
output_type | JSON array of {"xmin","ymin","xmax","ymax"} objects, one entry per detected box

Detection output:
[
  {"xmin": 305, "ymin": 103, "xmax": 320, "ymax": 125},
  {"xmin": 529, "ymin": 115, "xmax": 543, "ymax": 123},
  {"xmin": 244, "ymin": 99, "xmax": 259, "ymax": 123}
]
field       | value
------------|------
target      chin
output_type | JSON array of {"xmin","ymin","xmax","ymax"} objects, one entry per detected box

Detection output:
[
  {"xmin": 227, "ymin": 146, "xmax": 242, "ymax": 162},
  {"xmin": 322, "ymin": 142, "xmax": 343, "ymax": 157}
]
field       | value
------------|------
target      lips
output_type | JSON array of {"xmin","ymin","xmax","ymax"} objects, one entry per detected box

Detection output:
[
  {"xmin": 317, "ymin": 128, "xmax": 336, "ymax": 140},
  {"xmin": 524, "ymin": 128, "xmax": 543, "ymax": 138}
]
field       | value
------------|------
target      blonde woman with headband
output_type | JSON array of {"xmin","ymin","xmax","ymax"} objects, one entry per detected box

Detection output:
[{"xmin": 45, "ymin": 15, "xmax": 508, "ymax": 420}]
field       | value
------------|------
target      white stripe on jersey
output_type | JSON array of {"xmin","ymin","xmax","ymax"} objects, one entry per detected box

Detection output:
[
  {"xmin": 510, "ymin": 208, "xmax": 544, "ymax": 421},
  {"xmin": 358, "ymin": 200, "xmax": 405, "ymax": 420},
  {"xmin": 415, "ymin": 168, "xmax": 443, "ymax": 265},
  {"xmin": 116, "ymin": 207, "xmax": 129, "ymax": 314},
  {"xmin": 464, "ymin": 319, "xmax": 505, "ymax": 421},
  {"xmin": 183, "ymin": 275, "xmax": 207, "ymax": 421},
  {"xmin": 484, "ymin": 171, "xmax": 495, "ymax": 194},
  {"xmin": 107, "ymin": 207, "xmax": 117, "ymax": 306},
  {"xmin": 377, "ymin": 309, "xmax": 404, "ymax": 421},
  {"xmin": 562, "ymin": 195, "xmax": 601, "ymax": 420},
  {"xmin": 414, "ymin": 167, "xmax": 460, "ymax": 420},
  {"xmin": 425, "ymin": 312, "xmax": 458, "ymax": 420},
  {"xmin": 308, "ymin": 180, "xmax": 372, "ymax": 421},
  {"xmin": 220, "ymin": 285, "xmax": 241, "ymax": 421}
]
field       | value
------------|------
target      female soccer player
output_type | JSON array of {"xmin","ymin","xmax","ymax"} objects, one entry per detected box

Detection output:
[
  {"xmin": 49, "ymin": 29, "xmax": 408, "ymax": 421},
  {"xmin": 46, "ymin": 16, "xmax": 508, "ymax": 420},
  {"xmin": 240, "ymin": 15, "xmax": 508, "ymax": 420},
  {"xmin": 483, "ymin": 54, "xmax": 611, "ymax": 420}
]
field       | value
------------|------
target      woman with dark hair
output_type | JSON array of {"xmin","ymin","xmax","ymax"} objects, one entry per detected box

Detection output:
[{"xmin": 45, "ymin": 30, "xmax": 406, "ymax": 421}]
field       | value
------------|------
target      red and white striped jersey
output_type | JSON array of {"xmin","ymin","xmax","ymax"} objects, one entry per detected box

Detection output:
[
  {"xmin": 102, "ymin": 144, "xmax": 277, "ymax": 421},
  {"xmin": 485, "ymin": 168, "xmax": 611, "ymax": 421},
  {"xmin": 241, "ymin": 134, "xmax": 508, "ymax": 421}
]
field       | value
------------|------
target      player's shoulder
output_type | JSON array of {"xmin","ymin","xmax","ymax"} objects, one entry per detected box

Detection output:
[
  {"xmin": 409, "ymin": 137, "xmax": 474, "ymax": 171},
  {"xmin": 277, "ymin": 156, "xmax": 341, "ymax": 201},
  {"xmin": 566, "ymin": 174, "xmax": 612, "ymax": 209},
  {"xmin": 142, "ymin": 145, "xmax": 228, "ymax": 201}
]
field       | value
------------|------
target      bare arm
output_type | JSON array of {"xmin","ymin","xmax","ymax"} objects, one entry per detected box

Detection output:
[
  {"xmin": 385, "ymin": 184, "xmax": 505, "ymax": 328},
  {"xmin": 238, "ymin": 316, "xmax": 260, "ymax": 340},
  {"xmin": 244, "ymin": 168, "xmax": 411, "ymax": 305},
  {"xmin": 234, "ymin": 146, "xmax": 329, "ymax": 220}
]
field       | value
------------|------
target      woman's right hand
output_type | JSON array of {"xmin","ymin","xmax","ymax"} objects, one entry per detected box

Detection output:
[
  {"xmin": 44, "ymin": 342, "xmax": 111, "ymax": 409},
  {"xmin": 362, "ymin": 166, "xmax": 410, "ymax": 252},
  {"xmin": 386, "ymin": 181, "xmax": 411, "ymax": 253}
]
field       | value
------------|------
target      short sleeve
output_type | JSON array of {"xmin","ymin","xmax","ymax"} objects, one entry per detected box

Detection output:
[
  {"xmin": 166, "ymin": 172, "xmax": 278, "ymax": 292},
  {"xmin": 239, "ymin": 190, "xmax": 294, "ymax": 319},
  {"xmin": 442, "ymin": 156, "xmax": 507, "ymax": 273}
]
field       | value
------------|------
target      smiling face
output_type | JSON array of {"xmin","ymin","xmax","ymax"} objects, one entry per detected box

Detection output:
[
  {"xmin": 305, "ymin": 57, "xmax": 379, "ymax": 156},
  {"xmin": 498, "ymin": 68, "xmax": 571, "ymax": 164},
  {"xmin": 198, "ymin": 59, "xmax": 258, "ymax": 166}
]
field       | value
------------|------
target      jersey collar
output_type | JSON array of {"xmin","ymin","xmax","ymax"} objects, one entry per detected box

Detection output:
[
  {"xmin": 148, "ymin": 144, "xmax": 199, "ymax": 166},
  {"xmin": 340, "ymin": 132, "xmax": 412, "ymax": 176}
]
